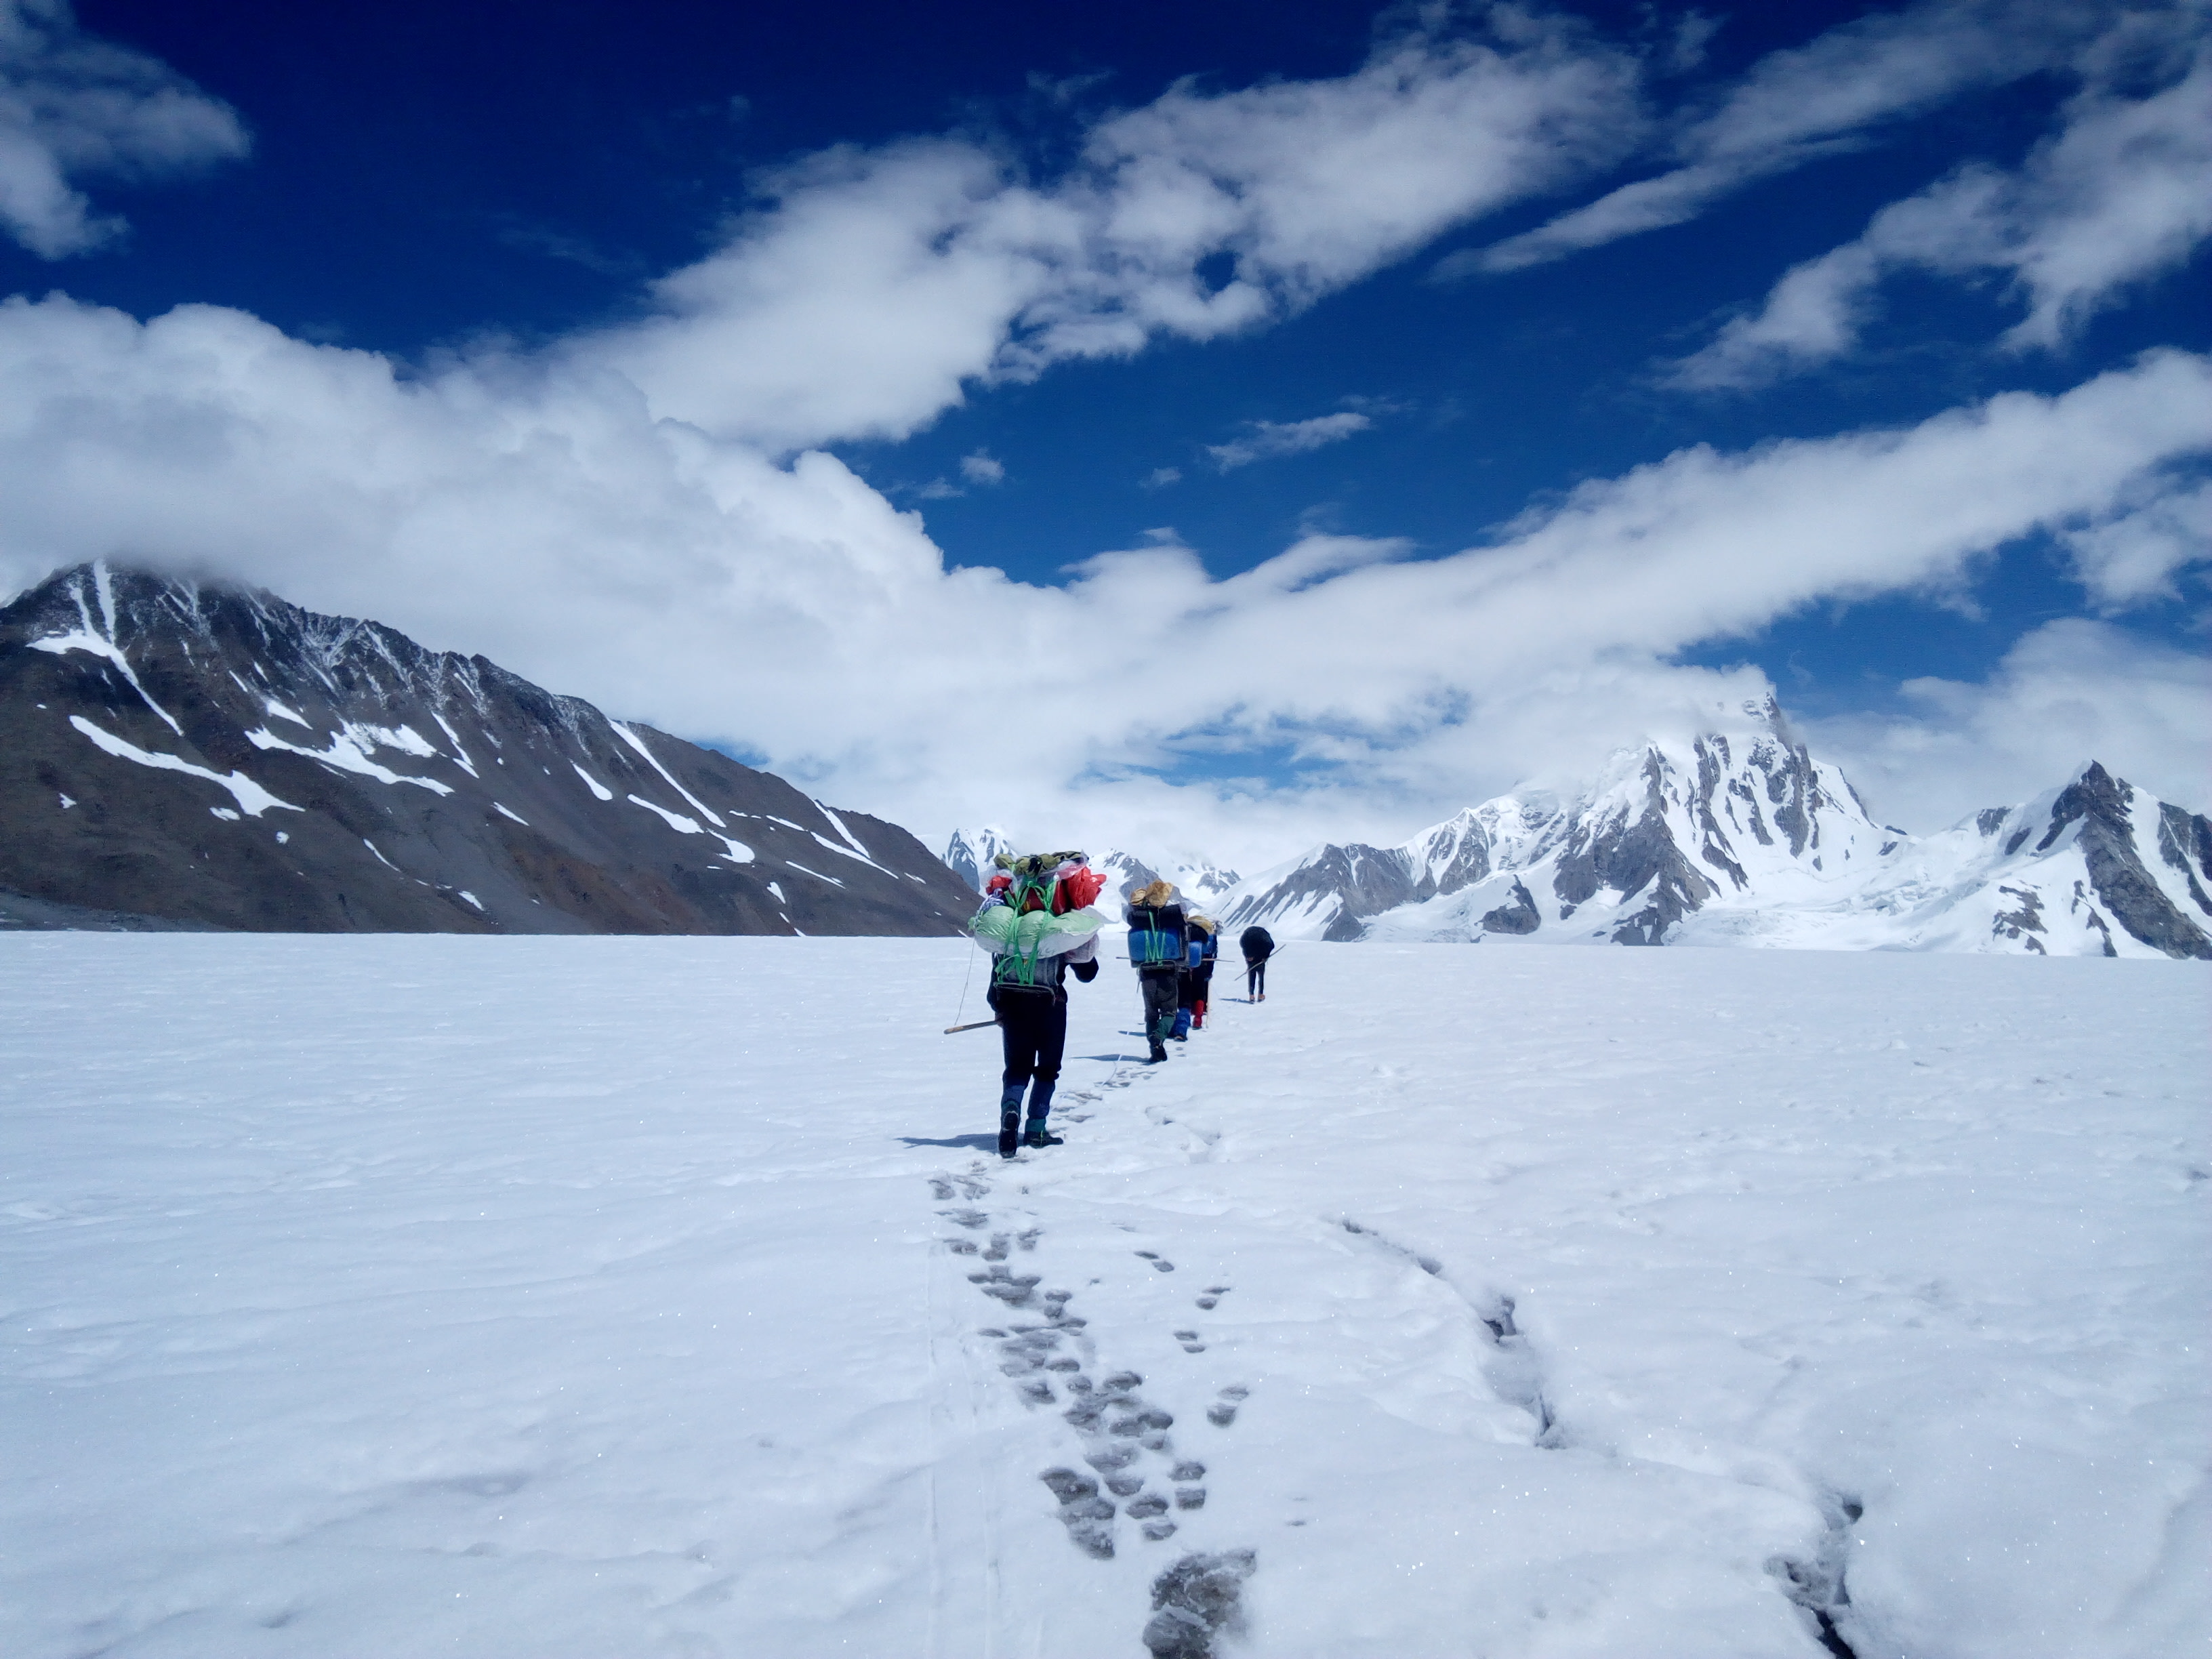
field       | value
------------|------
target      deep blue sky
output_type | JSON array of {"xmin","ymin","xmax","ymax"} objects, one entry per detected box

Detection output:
[
  {"xmin": 3, "ymin": 0, "xmax": 2206, "ymax": 849},
  {"xmin": 42, "ymin": 0, "xmax": 2200, "ymax": 706}
]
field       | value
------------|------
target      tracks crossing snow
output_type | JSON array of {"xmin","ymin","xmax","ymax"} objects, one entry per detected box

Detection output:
[
  {"xmin": 930, "ymin": 1052, "xmax": 1261, "ymax": 1655},
  {"xmin": 5, "ymin": 937, "xmax": 2198, "ymax": 1657},
  {"xmin": 920, "ymin": 970, "xmax": 1921, "ymax": 1658}
]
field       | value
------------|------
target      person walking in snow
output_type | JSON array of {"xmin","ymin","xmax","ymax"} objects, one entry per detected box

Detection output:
[
  {"xmin": 1240, "ymin": 924, "xmax": 1274, "ymax": 1002},
  {"xmin": 975, "ymin": 853, "xmax": 1107, "ymax": 1158},
  {"xmin": 1124, "ymin": 879, "xmax": 1188, "ymax": 1064},
  {"xmin": 1176, "ymin": 915, "xmax": 1218, "ymax": 1036}
]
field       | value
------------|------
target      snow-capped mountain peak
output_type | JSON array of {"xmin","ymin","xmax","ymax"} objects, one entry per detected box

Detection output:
[
  {"xmin": 1214, "ymin": 731, "xmax": 2210, "ymax": 960},
  {"xmin": 942, "ymin": 825, "xmax": 1018, "ymax": 891}
]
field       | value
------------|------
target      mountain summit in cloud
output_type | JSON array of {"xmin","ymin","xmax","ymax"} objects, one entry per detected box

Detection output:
[{"xmin": 0, "ymin": 563, "xmax": 973, "ymax": 935}]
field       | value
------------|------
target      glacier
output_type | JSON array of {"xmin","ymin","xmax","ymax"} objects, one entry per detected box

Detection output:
[{"xmin": 1, "ymin": 931, "xmax": 2203, "ymax": 1657}]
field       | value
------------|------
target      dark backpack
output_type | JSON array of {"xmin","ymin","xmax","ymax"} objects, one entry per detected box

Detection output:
[{"xmin": 1240, "ymin": 926, "xmax": 1273, "ymax": 958}]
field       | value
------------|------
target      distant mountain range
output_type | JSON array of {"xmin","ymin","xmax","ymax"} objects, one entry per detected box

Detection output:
[
  {"xmin": 958, "ymin": 703, "xmax": 2210, "ymax": 960},
  {"xmin": 1208, "ymin": 706, "xmax": 2210, "ymax": 959},
  {"xmin": 1, "ymin": 563, "xmax": 975, "ymax": 935},
  {"xmin": 943, "ymin": 826, "xmax": 1241, "ymax": 909}
]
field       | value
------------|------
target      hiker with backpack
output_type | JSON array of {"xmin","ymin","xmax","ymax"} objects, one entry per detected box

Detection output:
[
  {"xmin": 970, "ymin": 852, "xmax": 1109, "ymax": 1158},
  {"xmin": 1240, "ymin": 924, "xmax": 1274, "ymax": 1001},
  {"xmin": 1124, "ymin": 879, "xmax": 1189, "ymax": 1064},
  {"xmin": 1176, "ymin": 916, "xmax": 1218, "ymax": 1037}
]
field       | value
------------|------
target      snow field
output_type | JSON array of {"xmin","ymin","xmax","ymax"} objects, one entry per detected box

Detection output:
[{"xmin": 0, "ymin": 935, "xmax": 2205, "ymax": 1656}]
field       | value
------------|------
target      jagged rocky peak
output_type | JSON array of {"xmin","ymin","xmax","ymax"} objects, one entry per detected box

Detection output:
[
  {"xmin": 2, "ymin": 561, "xmax": 976, "ymax": 935},
  {"xmin": 1214, "ymin": 709, "xmax": 1884, "ymax": 945},
  {"xmin": 943, "ymin": 825, "xmax": 1017, "ymax": 890},
  {"xmin": 1952, "ymin": 760, "xmax": 2212, "ymax": 960},
  {"xmin": 1212, "ymin": 702, "xmax": 2212, "ymax": 958}
]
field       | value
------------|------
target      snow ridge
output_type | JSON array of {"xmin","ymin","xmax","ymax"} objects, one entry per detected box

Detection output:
[{"xmin": 1215, "ymin": 708, "xmax": 2211, "ymax": 958}]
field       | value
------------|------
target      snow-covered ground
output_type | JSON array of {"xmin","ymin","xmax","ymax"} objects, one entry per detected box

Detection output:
[{"xmin": 3, "ymin": 935, "xmax": 2205, "ymax": 1658}]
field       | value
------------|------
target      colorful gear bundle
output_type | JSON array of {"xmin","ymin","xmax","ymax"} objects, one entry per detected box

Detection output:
[{"xmin": 971, "ymin": 851, "xmax": 1109, "ymax": 962}]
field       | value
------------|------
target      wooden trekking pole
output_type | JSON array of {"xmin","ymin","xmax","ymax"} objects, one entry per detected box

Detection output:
[{"xmin": 944, "ymin": 1017, "xmax": 998, "ymax": 1033}]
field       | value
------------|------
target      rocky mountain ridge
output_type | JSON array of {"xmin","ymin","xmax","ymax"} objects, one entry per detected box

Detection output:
[
  {"xmin": 1211, "ymin": 708, "xmax": 2211, "ymax": 960},
  {"xmin": 1, "ymin": 563, "xmax": 975, "ymax": 935}
]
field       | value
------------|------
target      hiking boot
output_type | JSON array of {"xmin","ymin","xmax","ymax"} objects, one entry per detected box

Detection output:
[
  {"xmin": 998, "ymin": 1113, "xmax": 1021, "ymax": 1160},
  {"xmin": 1023, "ymin": 1126, "xmax": 1064, "ymax": 1149},
  {"xmin": 1147, "ymin": 1042, "xmax": 1168, "ymax": 1063}
]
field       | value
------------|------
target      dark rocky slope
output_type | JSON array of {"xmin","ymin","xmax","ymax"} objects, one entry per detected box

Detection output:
[{"xmin": 1, "ymin": 563, "xmax": 973, "ymax": 935}]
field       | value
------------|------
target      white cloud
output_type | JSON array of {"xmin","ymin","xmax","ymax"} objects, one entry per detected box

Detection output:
[
  {"xmin": 1673, "ymin": 52, "xmax": 2212, "ymax": 388},
  {"xmin": 1448, "ymin": 0, "xmax": 2198, "ymax": 279},
  {"xmin": 3, "ymin": 288, "xmax": 2207, "ymax": 864},
  {"xmin": 2059, "ymin": 473, "xmax": 2212, "ymax": 606},
  {"xmin": 578, "ymin": 15, "xmax": 1639, "ymax": 449},
  {"xmin": 0, "ymin": 0, "xmax": 249, "ymax": 258},
  {"xmin": 1206, "ymin": 411, "xmax": 1372, "ymax": 471},
  {"xmin": 0, "ymin": 4, "xmax": 2202, "ymax": 867},
  {"xmin": 1141, "ymin": 466, "xmax": 1182, "ymax": 489},
  {"xmin": 1807, "ymin": 619, "xmax": 2212, "ymax": 830}
]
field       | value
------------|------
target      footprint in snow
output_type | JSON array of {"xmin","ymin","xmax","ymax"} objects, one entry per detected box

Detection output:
[
  {"xmin": 934, "ymin": 1177, "xmax": 1225, "ymax": 1566},
  {"xmin": 1170, "ymin": 1462, "xmax": 1210, "ymax": 1509},
  {"xmin": 1040, "ymin": 1468, "xmax": 1117, "ymax": 1559},
  {"xmin": 1206, "ymin": 1385, "xmax": 1248, "ymax": 1428},
  {"xmin": 968, "ymin": 1264, "xmax": 1042, "ymax": 1309},
  {"xmin": 1143, "ymin": 1551, "xmax": 1256, "ymax": 1659},
  {"xmin": 1174, "ymin": 1328, "xmax": 1205, "ymax": 1353},
  {"xmin": 1196, "ymin": 1285, "xmax": 1229, "ymax": 1310}
]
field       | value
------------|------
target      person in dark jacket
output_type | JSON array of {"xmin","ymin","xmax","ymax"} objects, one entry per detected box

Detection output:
[
  {"xmin": 1176, "ymin": 916, "xmax": 1218, "ymax": 1036},
  {"xmin": 989, "ymin": 940, "xmax": 1099, "ymax": 1155},
  {"xmin": 1124, "ymin": 879, "xmax": 1187, "ymax": 1063},
  {"xmin": 1240, "ymin": 924, "xmax": 1274, "ymax": 1001}
]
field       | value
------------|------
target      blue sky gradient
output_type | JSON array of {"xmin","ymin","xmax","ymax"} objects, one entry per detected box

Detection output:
[{"xmin": 1, "ymin": 0, "xmax": 2205, "ymax": 865}]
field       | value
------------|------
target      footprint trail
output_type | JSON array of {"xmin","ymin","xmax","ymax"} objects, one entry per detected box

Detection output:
[{"xmin": 928, "ymin": 1055, "xmax": 1258, "ymax": 1654}]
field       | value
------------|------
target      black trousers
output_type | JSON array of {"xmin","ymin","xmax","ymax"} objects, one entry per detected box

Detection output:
[
  {"xmin": 1244, "ymin": 956, "xmax": 1267, "ymax": 997},
  {"xmin": 1139, "ymin": 970, "xmax": 1179, "ymax": 1043},
  {"xmin": 994, "ymin": 990, "xmax": 1067, "ymax": 1088}
]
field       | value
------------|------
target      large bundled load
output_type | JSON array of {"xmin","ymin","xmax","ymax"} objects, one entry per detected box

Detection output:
[{"xmin": 970, "ymin": 851, "xmax": 1109, "ymax": 965}]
